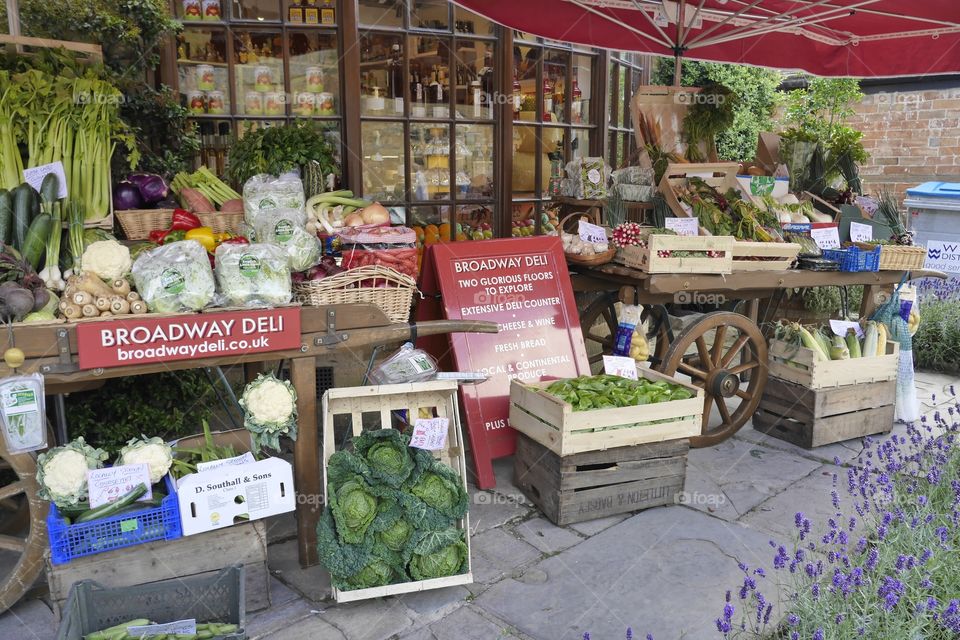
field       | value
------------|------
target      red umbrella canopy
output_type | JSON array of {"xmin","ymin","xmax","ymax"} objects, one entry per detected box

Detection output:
[{"xmin": 453, "ymin": 0, "xmax": 960, "ymax": 77}]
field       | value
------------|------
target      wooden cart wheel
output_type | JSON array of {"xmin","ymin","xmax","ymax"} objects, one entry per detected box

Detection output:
[
  {"xmin": 0, "ymin": 439, "xmax": 48, "ymax": 613},
  {"xmin": 657, "ymin": 311, "xmax": 767, "ymax": 447},
  {"xmin": 578, "ymin": 293, "xmax": 671, "ymax": 374}
]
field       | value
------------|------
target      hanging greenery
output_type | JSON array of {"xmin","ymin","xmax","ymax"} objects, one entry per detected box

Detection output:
[{"xmin": 681, "ymin": 82, "xmax": 738, "ymax": 162}]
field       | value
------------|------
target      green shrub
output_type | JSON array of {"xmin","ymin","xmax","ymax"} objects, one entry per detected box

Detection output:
[{"xmin": 912, "ymin": 299, "xmax": 960, "ymax": 373}]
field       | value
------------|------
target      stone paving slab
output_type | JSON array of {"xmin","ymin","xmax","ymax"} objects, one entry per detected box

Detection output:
[
  {"xmin": 475, "ymin": 506, "xmax": 776, "ymax": 640},
  {"xmin": 0, "ymin": 597, "xmax": 55, "ymax": 640},
  {"xmin": 739, "ymin": 464, "xmax": 842, "ymax": 544},
  {"xmin": 510, "ymin": 517, "xmax": 584, "ymax": 555}
]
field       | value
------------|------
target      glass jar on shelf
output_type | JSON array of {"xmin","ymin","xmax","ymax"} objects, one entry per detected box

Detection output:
[
  {"xmin": 289, "ymin": 32, "xmax": 339, "ymax": 115},
  {"xmin": 177, "ymin": 30, "xmax": 230, "ymax": 115},
  {"xmin": 234, "ymin": 30, "xmax": 284, "ymax": 116}
]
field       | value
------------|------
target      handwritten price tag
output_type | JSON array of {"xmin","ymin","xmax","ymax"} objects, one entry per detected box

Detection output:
[
  {"xmin": 22, "ymin": 161, "xmax": 68, "ymax": 199},
  {"xmin": 850, "ymin": 221, "xmax": 873, "ymax": 242},
  {"xmin": 410, "ymin": 418, "xmax": 449, "ymax": 451},
  {"xmin": 197, "ymin": 452, "xmax": 256, "ymax": 473},
  {"xmin": 664, "ymin": 217, "xmax": 699, "ymax": 237},
  {"xmin": 829, "ymin": 319, "xmax": 863, "ymax": 338},
  {"xmin": 87, "ymin": 464, "xmax": 153, "ymax": 509},
  {"xmin": 578, "ymin": 220, "xmax": 608, "ymax": 245},
  {"xmin": 129, "ymin": 620, "xmax": 197, "ymax": 636},
  {"xmin": 811, "ymin": 226, "xmax": 840, "ymax": 249},
  {"xmin": 602, "ymin": 355, "xmax": 638, "ymax": 380}
]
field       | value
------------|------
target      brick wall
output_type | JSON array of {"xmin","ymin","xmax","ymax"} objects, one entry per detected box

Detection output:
[{"xmin": 847, "ymin": 87, "xmax": 960, "ymax": 200}]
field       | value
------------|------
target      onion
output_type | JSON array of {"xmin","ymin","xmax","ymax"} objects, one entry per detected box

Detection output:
[
  {"xmin": 343, "ymin": 212, "xmax": 365, "ymax": 227},
  {"xmin": 359, "ymin": 202, "xmax": 390, "ymax": 226}
]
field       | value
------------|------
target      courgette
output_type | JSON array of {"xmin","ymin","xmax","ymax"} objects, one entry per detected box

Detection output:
[
  {"xmin": 39, "ymin": 173, "xmax": 60, "ymax": 210},
  {"xmin": 21, "ymin": 213, "xmax": 53, "ymax": 270},
  {"xmin": 0, "ymin": 189, "xmax": 12, "ymax": 246},
  {"xmin": 11, "ymin": 184, "xmax": 36, "ymax": 251},
  {"xmin": 75, "ymin": 483, "xmax": 148, "ymax": 523}
]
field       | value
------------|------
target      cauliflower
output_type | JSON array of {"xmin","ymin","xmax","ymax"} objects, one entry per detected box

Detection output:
[
  {"xmin": 81, "ymin": 240, "xmax": 133, "ymax": 281},
  {"xmin": 239, "ymin": 373, "xmax": 298, "ymax": 452},
  {"xmin": 36, "ymin": 437, "xmax": 108, "ymax": 508},
  {"xmin": 118, "ymin": 436, "xmax": 173, "ymax": 484}
]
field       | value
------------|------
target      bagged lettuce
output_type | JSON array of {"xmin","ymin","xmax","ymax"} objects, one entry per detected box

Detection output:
[
  {"xmin": 215, "ymin": 242, "xmax": 292, "ymax": 307},
  {"xmin": 243, "ymin": 173, "xmax": 305, "ymax": 226},
  {"xmin": 253, "ymin": 208, "xmax": 321, "ymax": 272},
  {"xmin": 131, "ymin": 240, "xmax": 216, "ymax": 313}
]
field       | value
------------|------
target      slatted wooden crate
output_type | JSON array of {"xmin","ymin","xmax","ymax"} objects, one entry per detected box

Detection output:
[
  {"xmin": 514, "ymin": 433, "xmax": 689, "ymax": 526},
  {"xmin": 768, "ymin": 339, "xmax": 899, "ymax": 389},
  {"xmin": 615, "ymin": 234, "xmax": 734, "ymax": 274},
  {"xmin": 508, "ymin": 368, "xmax": 703, "ymax": 456},
  {"xmin": 321, "ymin": 380, "xmax": 472, "ymax": 603},
  {"xmin": 753, "ymin": 376, "xmax": 895, "ymax": 448},
  {"xmin": 732, "ymin": 241, "xmax": 801, "ymax": 271},
  {"xmin": 47, "ymin": 520, "xmax": 270, "ymax": 619}
]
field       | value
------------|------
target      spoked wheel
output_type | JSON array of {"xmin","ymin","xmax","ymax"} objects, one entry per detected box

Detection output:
[
  {"xmin": 658, "ymin": 311, "xmax": 768, "ymax": 447},
  {"xmin": 0, "ymin": 438, "xmax": 48, "ymax": 613},
  {"xmin": 578, "ymin": 293, "xmax": 672, "ymax": 374}
]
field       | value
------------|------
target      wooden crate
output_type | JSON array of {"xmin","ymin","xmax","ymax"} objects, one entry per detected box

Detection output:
[
  {"xmin": 732, "ymin": 241, "xmax": 801, "ymax": 271},
  {"xmin": 753, "ymin": 376, "xmax": 895, "ymax": 448},
  {"xmin": 768, "ymin": 339, "xmax": 899, "ymax": 390},
  {"xmin": 615, "ymin": 234, "xmax": 734, "ymax": 274},
  {"xmin": 321, "ymin": 380, "xmax": 472, "ymax": 603},
  {"xmin": 658, "ymin": 162, "xmax": 746, "ymax": 219},
  {"xmin": 509, "ymin": 369, "xmax": 703, "ymax": 456},
  {"xmin": 47, "ymin": 520, "xmax": 270, "ymax": 619},
  {"xmin": 514, "ymin": 433, "xmax": 688, "ymax": 526}
]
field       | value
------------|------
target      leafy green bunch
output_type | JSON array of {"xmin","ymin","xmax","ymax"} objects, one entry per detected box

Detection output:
[
  {"xmin": 318, "ymin": 429, "xmax": 469, "ymax": 591},
  {"xmin": 226, "ymin": 122, "xmax": 340, "ymax": 187}
]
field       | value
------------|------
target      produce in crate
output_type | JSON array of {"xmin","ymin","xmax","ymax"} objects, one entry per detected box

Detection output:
[
  {"xmin": 117, "ymin": 436, "xmax": 174, "ymax": 485},
  {"xmin": 215, "ymin": 242, "xmax": 292, "ymax": 306},
  {"xmin": 543, "ymin": 374, "xmax": 693, "ymax": 411},
  {"xmin": 317, "ymin": 429, "xmax": 469, "ymax": 591},
  {"xmin": 673, "ymin": 178, "xmax": 784, "ymax": 241},
  {"xmin": 131, "ymin": 240, "xmax": 216, "ymax": 313},
  {"xmin": 171, "ymin": 419, "xmax": 245, "ymax": 479},
  {"xmin": 774, "ymin": 320, "xmax": 887, "ymax": 362},
  {"xmin": 560, "ymin": 231, "xmax": 610, "ymax": 256},
  {"xmin": 239, "ymin": 373, "xmax": 298, "ymax": 452},
  {"xmin": 36, "ymin": 437, "xmax": 109, "ymax": 509},
  {"xmin": 80, "ymin": 620, "xmax": 238, "ymax": 640},
  {"xmin": 59, "ymin": 271, "xmax": 146, "ymax": 319}
]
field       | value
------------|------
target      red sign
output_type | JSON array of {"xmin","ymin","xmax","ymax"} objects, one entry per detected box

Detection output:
[
  {"xmin": 76, "ymin": 307, "xmax": 302, "ymax": 370},
  {"xmin": 417, "ymin": 237, "xmax": 589, "ymax": 489}
]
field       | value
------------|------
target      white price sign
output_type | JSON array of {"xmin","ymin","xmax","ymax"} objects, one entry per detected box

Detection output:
[
  {"xmin": 410, "ymin": 418, "xmax": 449, "ymax": 451},
  {"xmin": 578, "ymin": 220, "xmax": 608, "ymax": 245},
  {"xmin": 664, "ymin": 217, "xmax": 699, "ymax": 237},
  {"xmin": 811, "ymin": 226, "xmax": 841, "ymax": 250},
  {"xmin": 602, "ymin": 355, "xmax": 638, "ymax": 380},
  {"xmin": 196, "ymin": 452, "xmax": 256, "ymax": 473},
  {"xmin": 850, "ymin": 221, "xmax": 873, "ymax": 242},
  {"xmin": 86, "ymin": 464, "xmax": 153, "ymax": 509},
  {"xmin": 830, "ymin": 319, "xmax": 863, "ymax": 338},
  {"xmin": 923, "ymin": 240, "xmax": 960, "ymax": 274},
  {"xmin": 22, "ymin": 161, "xmax": 68, "ymax": 199},
  {"xmin": 128, "ymin": 620, "xmax": 197, "ymax": 636}
]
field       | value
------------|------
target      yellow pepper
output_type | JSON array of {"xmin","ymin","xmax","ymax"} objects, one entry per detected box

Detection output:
[
  {"xmin": 184, "ymin": 226, "xmax": 217, "ymax": 252},
  {"xmin": 214, "ymin": 232, "xmax": 234, "ymax": 243}
]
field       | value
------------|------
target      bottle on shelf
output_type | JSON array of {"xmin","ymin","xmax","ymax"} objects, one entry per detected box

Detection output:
[
  {"xmin": 429, "ymin": 68, "xmax": 445, "ymax": 118},
  {"xmin": 411, "ymin": 66, "xmax": 426, "ymax": 118},
  {"xmin": 287, "ymin": 0, "xmax": 304, "ymax": 23},
  {"xmin": 553, "ymin": 78, "xmax": 565, "ymax": 121},
  {"xmin": 320, "ymin": 0, "xmax": 335, "ymax": 25},
  {"xmin": 470, "ymin": 79, "xmax": 482, "ymax": 119},
  {"xmin": 304, "ymin": 0, "xmax": 319, "ymax": 24},
  {"xmin": 542, "ymin": 76, "xmax": 554, "ymax": 121},
  {"xmin": 512, "ymin": 72, "xmax": 521, "ymax": 119},
  {"xmin": 571, "ymin": 76, "xmax": 583, "ymax": 124},
  {"xmin": 389, "ymin": 43, "xmax": 404, "ymax": 115},
  {"xmin": 479, "ymin": 51, "xmax": 494, "ymax": 119}
]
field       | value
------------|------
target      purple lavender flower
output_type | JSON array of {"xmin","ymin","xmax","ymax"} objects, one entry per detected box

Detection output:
[
  {"xmin": 626, "ymin": 628, "xmax": 632, "ymax": 640},
  {"xmin": 787, "ymin": 614, "xmax": 799, "ymax": 627},
  {"xmin": 813, "ymin": 628, "xmax": 824, "ymax": 640}
]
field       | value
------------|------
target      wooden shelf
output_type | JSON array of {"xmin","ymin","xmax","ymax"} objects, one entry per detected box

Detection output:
[{"xmin": 178, "ymin": 59, "xmax": 229, "ymax": 67}]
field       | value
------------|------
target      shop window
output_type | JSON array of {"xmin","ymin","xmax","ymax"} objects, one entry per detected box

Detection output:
[{"xmin": 608, "ymin": 52, "xmax": 644, "ymax": 169}]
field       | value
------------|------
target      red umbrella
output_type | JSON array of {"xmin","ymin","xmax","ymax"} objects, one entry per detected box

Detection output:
[{"xmin": 454, "ymin": 0, "xmax": 960, "ymax": 78}]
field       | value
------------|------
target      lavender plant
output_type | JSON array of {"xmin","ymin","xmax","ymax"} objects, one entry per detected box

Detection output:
[{"xmin": 717, "ymin": 388, "xmax": 960, "ymax": 639}]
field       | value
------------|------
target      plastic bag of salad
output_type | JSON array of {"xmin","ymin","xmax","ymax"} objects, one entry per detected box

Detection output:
[
  {"xmin": 215, "ymin": 242, "xmax": 292, "ymax": 307},
  {"xmin": 0, "ymin": 374, "xmax": 47, "ymax": 453},
  {"xmin": 243, "ymin": 173, "xmax": 306, "ymax": 226},
  {"xmin": 253, "ymin": 208, "xmax": 321, "ymax": 272},
  {"xmin": 132, "ymin": 240, "xmax": 216, "ymax": 313}
]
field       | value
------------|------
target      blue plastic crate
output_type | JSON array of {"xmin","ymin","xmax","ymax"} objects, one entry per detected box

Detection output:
[
  {"xmin": 821, "ymin": 245, "xmax": 881, "ymax": 272},
  {"xmin": 48, "ymin": 474, "xmax": 181, "ymax": 565}
]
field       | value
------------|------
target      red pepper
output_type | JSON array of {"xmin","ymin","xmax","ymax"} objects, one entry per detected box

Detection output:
[
  {"xmin": 149, "ymin": 228, "xmax": 171, "ymax": 244},
  {"xmin": 171, "ymin": 208, "xmax": 202, "ymax": 231},
  {"xmin": 219, "ymin": 236, "xmax": 250, "ymax": 246}
]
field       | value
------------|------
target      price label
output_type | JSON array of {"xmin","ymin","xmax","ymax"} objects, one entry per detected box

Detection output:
[
  {"xmin": 22, "ymin": 161, "xmax": 68, "ymax": 199},
  {"xmin": 128, "ymin": 620, "xmax": 197, "ymax": 636},
  {"xmin": 850, "ymin": 221, "xmax": 873, "ymax": 242},
  {"xmin": 86, "ymin": 464, "xmax": 153, "ymax": 509},
  {"xmin": 811, "ymin": 226, "xmax": 841, "ymax": 249},
  {"xmin": 196, "ymin": 452, "xmax": 256, "ymax": 473},
  {"xmin": 664, "ymin": 217, "xmax": 699, "ymax": 237},
  {"xmin": 829, "ymin": 319, "xmax": 863, "ymax": 338},
  {"xmin": 602, "ymin": 355, "xmax": 639, "ymax": 380},
  {"xmin": 410, "ymin": 418, "xmax": 449, "ymax": 451},
  {"xmin": 578, "ymin": 220, "xmax": 608, "ymax": 245}
]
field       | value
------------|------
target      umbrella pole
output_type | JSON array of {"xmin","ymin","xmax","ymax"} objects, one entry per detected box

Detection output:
[{"xmin": 673, "ymin": 50, "xmax": 682, "ymax": 87}]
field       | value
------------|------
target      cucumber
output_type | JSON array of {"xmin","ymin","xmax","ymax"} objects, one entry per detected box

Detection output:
[
  {"xmin": 11, "ymin": 184, "xmax": 36, "ymax": 251},
  {"xmin": 39, "ymin": 173, "xmax": 60, "ymax": 207},
  {"xmin": 22, "ymin": 213, "xmax": 53, "ymax": 270},
  {"xmin": 0, "ymin": 189, "xmax": 11, "ymax": 246},
  {"xmin": 75, "ymin": 483, "xmax": 148, "ymax": 523}
]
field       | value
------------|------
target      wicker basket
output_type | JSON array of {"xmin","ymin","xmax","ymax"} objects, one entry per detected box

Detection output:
[
  {"xmin": 197, "ymin": 212, "xmax": 244, "ymax": 235},
  {"xmin": 115, "ymin": 209, "xmax": 174, "ymax": 240},
  {"xmin": 294, "ymin": 265, "xmax": 417, "ymax": 323},
  {"xmin": 566, "ymin": 248, "xmax": 617, "ymax": 266},
  {"xmin": 855, "ymin": 243, "xmax": 926, "ymax": 271},
  {"xmin": 560, "ymin": 211, "xmax": 616, "ymax": 266}
]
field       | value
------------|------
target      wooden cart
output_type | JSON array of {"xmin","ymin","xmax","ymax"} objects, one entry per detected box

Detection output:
[
  {"xmin": 0, "ymin": 305, "xmax": 497, "ymax": 612},
  {"xmin": 570, "ymin": 262, "xmax": 944, "ymax": 448}
]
